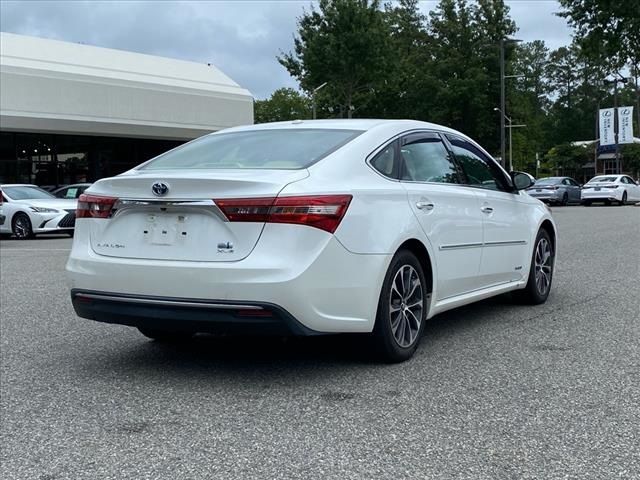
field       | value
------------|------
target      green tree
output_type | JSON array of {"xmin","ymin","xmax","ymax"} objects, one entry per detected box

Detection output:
[
  {"xmin": 621, "ymin": 143, "xmax": 640, "ymax": 178},
  {"xmin": 254, "ymin": 88, "xmax": 311, "ymax": 123},
  {"xmin": 544, "ymin": 142, "xmax": 592, "ymax": 176},
  {"xmin": 278, "ymin": 0, "xmax": 392, "ymax": 118},
  {"xmin": 559, "ymin": 0, "xmax": 640, "ymax": 134}
]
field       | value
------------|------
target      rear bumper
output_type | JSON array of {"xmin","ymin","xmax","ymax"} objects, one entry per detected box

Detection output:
[
  {"xmin": 67, "ymin": 223, "xmax": 391, "ymax": 333},
  {"xmin": 526, "ymin": 191, "xmax": 561, "ymax": 202},
  {"xmin": 581, "ymin": 190, "xmax": 622, "ymax": 202},
  {"xmin": 71, "ymin": 289, "xmax": 318, "ymax": 336}
]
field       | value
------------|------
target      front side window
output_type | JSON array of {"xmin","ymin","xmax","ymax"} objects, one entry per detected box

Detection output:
[
  {"xmin": 399, "ymin": 134, "xmax": 459, "ymax": 183},
  {"xmin": 140, "ymin": 129, "xmax": 362, "ymax": 170},
  {"xmin": 446, "ymin": 135, "xmax": 510, "ymax": 191}
]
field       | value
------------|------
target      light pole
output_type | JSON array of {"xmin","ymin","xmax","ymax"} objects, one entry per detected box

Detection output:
[
  {"xmin": 312, "ymin": 82, "xmax": 327, "ymax": 120},
  {"xmin": 604, "ymin": 76, "xmax": 628, "ymax": 174},
  {"xmin": 499, "ymin": 38, "xmax": 522, "ymax": 167},
  {"xmin": 494, "ymin": 107, "xmax": 526, "ymax": 172}
]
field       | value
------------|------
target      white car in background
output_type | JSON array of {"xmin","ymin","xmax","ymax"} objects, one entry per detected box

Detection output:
[
  {"xmin": 581, "ymin": 175, "xmax": 640, "ymax": 206},
  {"xmin": 67, "ymin": 120, "xmax": 557, "ymax": 362},
  {"xmin": 0, "ymin": 184, "xmax": 77, "ymax": 239}
]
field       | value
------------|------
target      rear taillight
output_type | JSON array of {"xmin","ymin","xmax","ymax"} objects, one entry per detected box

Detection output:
[
  {"xmin": 215, "ymin": 194, "xmax": 352, "ymax": 233},
  {"xmin": 77, "ymin": 194, "xmax": 118, "ymax": 219}
]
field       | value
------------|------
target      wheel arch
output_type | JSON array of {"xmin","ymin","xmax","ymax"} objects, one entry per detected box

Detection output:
[
  {"xmin": 396, "ymin": 238, "xmax": 433, "ymax": 296},
  {"xmin": 539, "ymin": 219, "xmax": 556, "ymax": 253}
]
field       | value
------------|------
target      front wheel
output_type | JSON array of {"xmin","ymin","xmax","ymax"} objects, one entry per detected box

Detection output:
[
  {"xmin": 372, "ymin": 250, "xmax": 427, "ymax": 363},
  {"xmin": 12, "ymin": 213, "xmax": 34, "ymax": 239},
  {"xmin": 514, "ymin": 229, "xmax": 554, "ymax": 305},
  {"xmin": 561, "ymin": 192, "xmax": 568, "ymax": 206}
]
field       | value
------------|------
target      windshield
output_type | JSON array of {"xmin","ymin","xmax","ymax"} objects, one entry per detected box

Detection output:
[
  {"xmin": 534, "ymin": 178, "xmax": 561, "ymax": 185},
  {"xmin": 3, "ymin": 186, "xmax": 56, "ymax": 200},
  {"xmin": 587, "ymin": 176, "xmax": 618, "ymax": 183},
  {"xmin": 140, "ymin": 129, "xmax": 363, "ymax": 170}
]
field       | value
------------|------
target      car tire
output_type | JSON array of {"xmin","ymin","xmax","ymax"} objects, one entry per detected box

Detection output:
[
  {"xmin": 12, "ymin": 213, "xmax": 34, "ymax": 239},
  {"xmin": 618, "ymin": 191, "xmax": 627, "ymax": 206},
  {"xmin": 372, "ymin": 249, "xmax": 427, "ymax": 363},
  {"xmin": 137, "ymin": 327, "xmax": 194, "ymax": 343},
  {"xmin": 514, "ymin": 229, "xmax": 554, "ymax": 305},
  {"xmin": 561, "ymin": 192, "xmax": 568, "ymax": 206}
]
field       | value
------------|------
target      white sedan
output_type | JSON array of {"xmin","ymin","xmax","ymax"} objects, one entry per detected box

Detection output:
[
  {"xmin": 66, "ymin": 120, "xmax": 557, "ymax": 362},
  {"xmin": 581, "ymin": 175, "xmax": 640, "ymax": 205},
  {"xmin": 0, "ymin": 184, "xmax": 78, "ymax": 239}
]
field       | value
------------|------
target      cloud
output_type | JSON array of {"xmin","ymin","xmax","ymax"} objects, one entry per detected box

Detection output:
[{"xmin": 1, "ymin": 0, "xmax": 572, "ymax": 99}]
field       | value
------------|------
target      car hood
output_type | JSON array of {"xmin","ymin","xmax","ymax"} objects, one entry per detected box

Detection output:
[{"xmin": 11, "ymin": 198, "xmax": 77, "ymax": 210}]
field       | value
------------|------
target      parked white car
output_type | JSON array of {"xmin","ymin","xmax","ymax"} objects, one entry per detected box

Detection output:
[
  {"xmin": 581, "ymin": 175, "xmax": 640, "ymax": 206},
  {"xmin": 66, "ymin": 120, "xmax": 557, "ymax": 362},
  {"xmin": 0, "ymin": 184, "xmax": 77, "ymax": 239}
]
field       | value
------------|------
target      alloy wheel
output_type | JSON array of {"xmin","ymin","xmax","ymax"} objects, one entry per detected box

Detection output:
[
  {"xmin": 389, "ymin": 265, "xmax": 423, "ymax": 348},
  {"xmin": 13, "ymin": 215, "xmax": 31, "ymax": 239},
  {"xmin": 534, "ymin": 238, "xmax": 552, "ymax": 295}
]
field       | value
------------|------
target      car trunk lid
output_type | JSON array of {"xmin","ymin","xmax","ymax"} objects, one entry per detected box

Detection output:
[{"xmin": 86, "ymin": 169, "xmax": 309, "ymax": 262}]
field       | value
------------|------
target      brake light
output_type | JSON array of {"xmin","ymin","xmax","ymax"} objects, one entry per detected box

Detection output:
[
  {"xmin": 215, "ymin": 195, "xmax": 352, "ymax": 233},
  {"xmin": 77, "ymin": 194, "xmax": 118, "ymax": 219}
]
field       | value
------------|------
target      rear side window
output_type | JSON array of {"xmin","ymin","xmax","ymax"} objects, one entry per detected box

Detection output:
[
  {"xmin": 446, "ymin": 135, "xmax": 510, "ymax": 191},
  {"xmin": 400, "ymin": 134, "xmax": 459, "ymax": 183},
  {"xmin": 370, "ymin": 141, "xmax": 398, "ymax": 178},
  {"xmin": 140, "ymin": 129, "xmax": 362, "ymax": 170}
]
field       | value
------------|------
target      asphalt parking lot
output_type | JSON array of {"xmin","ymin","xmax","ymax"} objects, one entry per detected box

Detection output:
[{"xmin": 1, "ymin": 206, "xmax": 639, "ymax": 480}]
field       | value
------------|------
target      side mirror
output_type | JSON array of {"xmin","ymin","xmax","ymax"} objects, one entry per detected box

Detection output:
[{"xmin": 511, "ymin": 171, "xmax": 535, "ymax": 190}]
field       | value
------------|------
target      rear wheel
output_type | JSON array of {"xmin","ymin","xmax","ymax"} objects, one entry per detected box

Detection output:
[
  {"xmin": 372, "ymin": 250, "xmax": 427, "ymax": 363},
  {"xmin": 514, "ymin": 229, "xmax": 554, "ymax": 305},
  {"xmin": 619, "ymin": 191, "xmax": 627, "ymax": 206},
  {"xmin": 12, "ymin": 213, "xmax": 34, "ymax": 239},
  {"xmin": 138, "ymin": 327, "xmax": 194, "ymax": 343}
]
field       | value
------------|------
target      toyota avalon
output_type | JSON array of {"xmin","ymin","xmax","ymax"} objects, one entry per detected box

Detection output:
[{"xmin": 66, "ymin": 120, "xmax": 557, "ymax": 362}]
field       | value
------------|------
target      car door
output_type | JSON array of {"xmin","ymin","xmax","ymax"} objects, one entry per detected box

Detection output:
[
  {"xmin": 565, "ymin": 177, "xmax": 581, "ymax": 202},
  {"xmin": 398, "ymin": 132, "xmax": 485, "ymax": 300},
  {"xmin": 623, "ymin": 176, "xmax": 640, "ymax": 201},
  {"xmin": 445, "ymin": 134, "xmax": 531, "ymax": 287}
]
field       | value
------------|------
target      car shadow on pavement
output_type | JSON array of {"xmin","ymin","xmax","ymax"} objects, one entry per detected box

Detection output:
[{"xmin": 79, "ymin": 295, "xmax": 528, "ymax": 377}]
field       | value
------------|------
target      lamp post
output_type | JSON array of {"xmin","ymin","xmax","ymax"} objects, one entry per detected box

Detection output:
[
  {"xmin": 604, "ymin": 76, "xmax": 628, "ymax": 174},
  {"xmin": 312, "ymin": 82, "xmax": 328, "ymax": 120},
  {"xmin": 494, "ymin": 107, "xmax": 526, "ymax": 172},
  {"xmin": 499, "ymin": 38, "xmax": 522, "ymax": 167}
]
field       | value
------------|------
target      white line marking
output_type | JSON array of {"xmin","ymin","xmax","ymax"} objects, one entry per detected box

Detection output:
[{"xmin": 0, "ymin": 248, "xmax": 71, "ymax": 251}]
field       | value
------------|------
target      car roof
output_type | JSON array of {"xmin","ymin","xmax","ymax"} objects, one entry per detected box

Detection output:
[{"xmin": 217, "ymin": 119, "xmax": 461, "ymax": 135}]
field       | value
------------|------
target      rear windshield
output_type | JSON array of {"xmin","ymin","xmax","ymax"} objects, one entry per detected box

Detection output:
[
  {"xmin": 587, "ymin": 176, "xmax": 618, "ymax": 183},
  {"xmin": 3, "ymin": 186, "xmax": 55, "ymax": 200},
  {"xmin": 139, "ymin": 129, "xmax": 363, "ymax": 170},
  {"xmin": 535, "ymin": 178, "xmax": 560, "ymax": 185}
]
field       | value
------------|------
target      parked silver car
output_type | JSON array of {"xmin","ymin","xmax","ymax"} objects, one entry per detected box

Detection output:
[{"xmin": 526, "ymin": 176, "xmax": 582, "ymax": 205}]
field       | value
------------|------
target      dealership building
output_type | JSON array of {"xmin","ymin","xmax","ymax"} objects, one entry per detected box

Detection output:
[{"xmin": 0, "ymin": 32, "xmax": 253, "ymax": 186}]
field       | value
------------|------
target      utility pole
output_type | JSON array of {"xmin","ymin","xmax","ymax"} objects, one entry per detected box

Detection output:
[
  {"xmin": 499, "ymin": 38, "xmax": 522, "ymax": 168},
  {"xmin": 312, "ymin": 82, "xmax": 328, "ymax": 120},
  {"xmin": 500, "ymin": 39, "xmax": 505, "ymax": 168},
  {"xmin": 494, "ymin": 107, "xmax": 525, "ymax": 172}
]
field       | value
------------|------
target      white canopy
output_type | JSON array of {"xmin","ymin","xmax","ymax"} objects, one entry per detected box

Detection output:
[{"xmin": 0, "ymin": 32, "xmax": 254, "ymax": 140}]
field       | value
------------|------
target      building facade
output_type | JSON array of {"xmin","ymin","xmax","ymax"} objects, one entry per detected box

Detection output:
[{"xmin": 0, "ymin": 32, "xmax": 253, "ymax": 186}]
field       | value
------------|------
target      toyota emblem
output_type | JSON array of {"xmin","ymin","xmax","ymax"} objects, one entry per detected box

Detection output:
[{"xmin": 151, "ymin": 182, "xmax": 169, "ymax": 196}]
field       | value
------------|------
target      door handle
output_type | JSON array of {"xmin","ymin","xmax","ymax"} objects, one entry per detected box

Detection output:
[
  {"xmin": 416, "ymin": 202, "xmax": 434, "ymax": 210},
  {"xmin": 481, "ymin": 206, "xmax": 493, "ymax": 213}
]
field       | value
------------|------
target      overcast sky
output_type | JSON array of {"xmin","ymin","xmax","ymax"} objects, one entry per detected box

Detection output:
[{"xmin": 0, "ymin": 0, "xmax": 573, "ymax": 99}]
